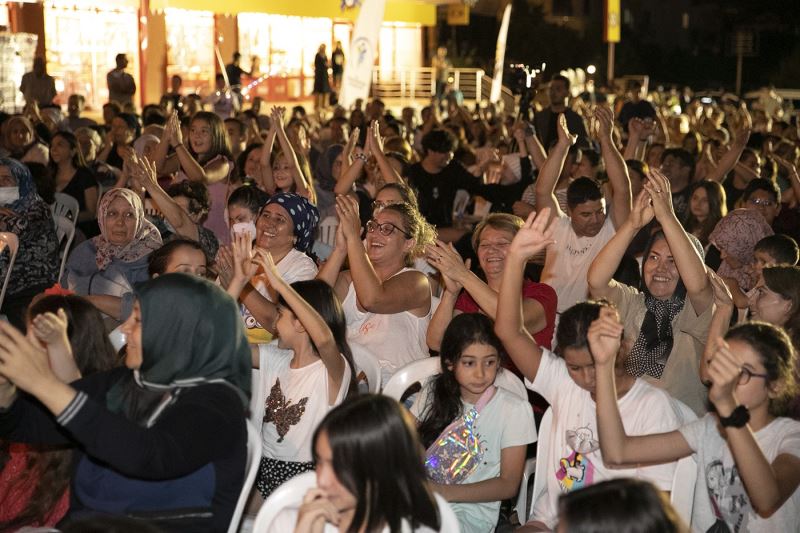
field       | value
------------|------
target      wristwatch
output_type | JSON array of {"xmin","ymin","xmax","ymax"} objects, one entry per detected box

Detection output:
[{"xmin": 719, "ymin": 405, "xmax": 750, "ymax": 428}]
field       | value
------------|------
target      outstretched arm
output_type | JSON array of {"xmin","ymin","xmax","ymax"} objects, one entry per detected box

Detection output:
[
  {"xmin": 590, "ymin": 307, "xmax": 693, "ymax": 466},
  {"xmin": 706, "ymin": 107, "xmax": 752, "ymax": 183},
  {"xmin": 595, "ymin": 105, "xmax": 632, "ymax": 228},
  {"xmin": 494, "ymin": 209, "xmax": 555, "ymax": 383},
  {"xmin": 272, "ymin": 106, "xmax": 312, "ymax": 199},
  {"xmin": 534, "ymin": 114, "xmax": 575, "ymax": 223}
]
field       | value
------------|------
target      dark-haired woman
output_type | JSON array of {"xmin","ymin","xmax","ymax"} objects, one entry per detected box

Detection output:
[
  {"xmin": 0, "ymin": 274, "xmax": 251, "ymax": 533},
  {"xmin": 50, "ymin": 130, "xmax": 99, "ymax": 237},
  {"xmin": 588, "ymin": 170, "xmax": 713, "ymax": 415},
  {"xmin": 272, "ymin": 394, "xmax": 447, "ymax": 532},
  {"xmin": 682, "ymin": 180, "xmax": 727, "ymax": 248},
  {"xmin": 98, "ymin": 112, "xmax": 138, "ymax": 171},
  {"xmin": 153, "ymin": 110, "xmax": 234, "ymax": 244}
]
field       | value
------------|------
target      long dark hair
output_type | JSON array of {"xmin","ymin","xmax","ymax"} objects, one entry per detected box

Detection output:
[
  {"xmin": 682, "ymin": 180, "xmax": 726, "ymax": 246},
  {"xmin": 189, "ymin": 111, "xmax": 233, "ymax": 164},
  {"xmin": 50, "ymin": 130, "xmax": 88, "ymax": 170},
  {"xmin": 278, "ymin": 280, "xmax": 357, "ymax": 396},
  {"xmin": 639, "ymin": 231, "xmax": 688, "ymax": 301},
  {"xmin": 555, "ymin": 300, "xmax": 617, "ymax": 357},
  {"xmin": 312, "ymin": 395, "xmax": 441, "ymax": 533},
  {"xmin": 417, "ymin": 313, "xmax": 505, "ymax": 448},
  {"xmin": 762, "ymin": 265, "xmax": 800, "ymax": 353}
]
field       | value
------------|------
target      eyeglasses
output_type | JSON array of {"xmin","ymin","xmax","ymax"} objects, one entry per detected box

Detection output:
[
  {"xmin": 747, "ymin": 197, "xmax": 776, "ymax": 207},
  {"xmin": 365, "ymin": 219, "xmax": 411, "ymax": 238},
  {"xmin": 739, "ymin": 367, "xmax": 770, "ymax": 385}
]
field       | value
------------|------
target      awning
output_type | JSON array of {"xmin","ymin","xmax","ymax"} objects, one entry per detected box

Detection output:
[{"xmin": 147, "ymin": 0, "xmax": 437, "ymax": 25}]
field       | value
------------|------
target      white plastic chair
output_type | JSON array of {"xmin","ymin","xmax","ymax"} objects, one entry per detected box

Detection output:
[
  {"xmin": 52, "ymin": 192, "xmax": 79, "ymax": 225},
  {"xmin": 382, "ymin": 357, "xmax": 528, "ymax": 401},
  {"xmin": 228, "ymin": 420, "xmax": 263, "ymax": 533},
  {"xmin": 0, "ymin": 232, "xmax": 19, "ymax": 312},
  {"xmin": 317, "ymin": 215, "xmax": 338, "ymax": 248},
  {"xmin": 251, "ymin": 471, "xmax": 461, "ymax": 533},
  {"xmin": 54, "ymin": 214, "xmax": 76, "ymax": 280},
  {"xmin": 351, "ymin": 346, "xmax": 382, "ymax": 394}
]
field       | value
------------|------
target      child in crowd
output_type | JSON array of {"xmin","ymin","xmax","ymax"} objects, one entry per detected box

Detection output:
[
  {"xmin": 495, "ymin": 209, "xmax": 681, "ymax": 531},
  {"xmin": 413, "ymin": 313, "xmax": 535, "ymax": 533},
  {"xmin": 226, "ymin": 183, "xmax": 269, "ymax": 238},
  {"xmin": 248, "ymin": 237, "xmax": 356, "ymax": 498}
]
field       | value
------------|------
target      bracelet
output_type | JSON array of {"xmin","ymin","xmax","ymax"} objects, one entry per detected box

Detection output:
[
  {"xmin": 353, "ymin": 153, "xmax": 368, "ymax": 163},
  {"xmin": 719, "ymin": 404, "xmax": 750, "ymax": 428},
  {"xmin": 173, "ymin": 142, "xmax": 185, "ymax": 150}
]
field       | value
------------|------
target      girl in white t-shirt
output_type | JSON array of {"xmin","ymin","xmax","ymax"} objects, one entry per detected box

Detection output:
[
  {"xmin": 413, "ymin": 313, "xmax": 536, "ymax": 533},
  {"xmin": 250, "ymin": 248, "xmax": 356, "ymax": 498},
  {"xmin": 496, "ymin": 209, "xmax": 680, "ymax": 531},
  {"xmin": 273, "ymin": 395, "xmax": 447, "ymax": 533},
  {"xmin": 591, "ymin": 307, "xmax": 800, "ymax": 533}
]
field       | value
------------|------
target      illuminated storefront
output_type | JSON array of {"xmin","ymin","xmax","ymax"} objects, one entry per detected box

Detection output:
[{"xmin": 164, "ymin": 8, "xmax": 214, "ymax": 95}]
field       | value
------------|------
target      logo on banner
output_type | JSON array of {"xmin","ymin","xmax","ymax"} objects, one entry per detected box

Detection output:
[{"xmin": 341, "ymin": 0, "xmax": 361, "ymax": 11}]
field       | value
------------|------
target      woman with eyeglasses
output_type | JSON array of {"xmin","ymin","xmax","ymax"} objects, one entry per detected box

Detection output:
[{"xmin": 318, "ymin": 195, "xmax": 436, "ymax": 385}]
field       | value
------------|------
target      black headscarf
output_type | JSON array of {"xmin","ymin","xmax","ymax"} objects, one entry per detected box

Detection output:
[{"xmin": 107, "ymin": 273, "xmax": 251, "ymax": 425}]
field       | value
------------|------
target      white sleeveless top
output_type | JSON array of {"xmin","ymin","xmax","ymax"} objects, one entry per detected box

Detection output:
[{"xmin": 342, "ymin": 268, "xmax": 432, "ymax": 385}]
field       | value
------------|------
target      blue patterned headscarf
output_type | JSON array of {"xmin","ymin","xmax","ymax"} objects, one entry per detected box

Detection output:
[{"xmin": 264, "ymin": 192, "xmax": 320, "ymax": 253}]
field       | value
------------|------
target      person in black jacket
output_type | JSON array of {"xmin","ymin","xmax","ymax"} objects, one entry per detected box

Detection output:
[{"xmin": 0, "ymin": 273, "xmax": 252, "ymax": 532}]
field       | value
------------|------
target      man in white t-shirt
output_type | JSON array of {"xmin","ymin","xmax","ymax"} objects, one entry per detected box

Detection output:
[{"xmin": 537, "ymin": 110, "xmax": 631, "ymax": 313}]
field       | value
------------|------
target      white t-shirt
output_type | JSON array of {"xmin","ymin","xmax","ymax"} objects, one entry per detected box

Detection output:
[
  {"xmin": 527, "ymin": 348, "xmax": 680, "ymax": 528},
  {"xmin": 269, "ymin": 492, "xmax": 456, "ymax": 532},
  {"xmin": 257, "ymin": 342, "xmax": 351, "ymax": 463},
  {"xmin": 243, "ymin": 248, "xmax": 318, "ymax": 344},
  {"xmin": 679, "ymin": 414, "xmax": 800, "ymax": 532},
  {"xmin": 540, "ymin": 214, "xmax": 616, "ymax": 313},
  {"xmin": 412, "ymin": 385, "xmax": 536, "ymax": 533},
  {"xmin": 342, "ymin": 268, "xmax": 432, "ymax": 384}
]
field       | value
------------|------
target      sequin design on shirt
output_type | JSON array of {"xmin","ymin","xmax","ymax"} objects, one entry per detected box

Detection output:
[{"xmin": 263, "ymin": 378, "xmax": 308, "ymax": 443}]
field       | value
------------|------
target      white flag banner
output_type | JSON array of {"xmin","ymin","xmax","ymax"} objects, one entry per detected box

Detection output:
[
  {"xmin": 339, "ymin": 0, "xmax": 386, "ymax": 109},
  {"xmin": 490, "ymin": 3, "xmax": 512, "ymax": 104}
]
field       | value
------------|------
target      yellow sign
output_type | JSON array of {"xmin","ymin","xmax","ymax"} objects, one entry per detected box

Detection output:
[
  {"xmin": 605, "ymin": 0, "xmax": 620, "ymax": 43},
  {"xmin": 447, "ymin": 4, "xmax": 470, "ymax": 26}
]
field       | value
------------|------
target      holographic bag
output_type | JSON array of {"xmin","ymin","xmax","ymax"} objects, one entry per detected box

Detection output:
[{"xmin": 424, "ymin": 386, "xmax": 496, "ymax": 484}]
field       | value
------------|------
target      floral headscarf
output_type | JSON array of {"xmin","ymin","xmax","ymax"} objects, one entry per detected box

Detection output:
[
  {"xmin": 709, "ymin": 208, "xmax": 773, "ymax": 291},
  {"xmin": 92, "ymin": 188, "xmax": 162, "ymax": 271},
  {"xmin": 264, "ymin": 192, "xmax": 320, "ymax": 253}
]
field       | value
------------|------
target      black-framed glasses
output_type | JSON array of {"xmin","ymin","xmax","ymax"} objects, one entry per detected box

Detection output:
[
  {"xmin": 739, "ymin": 367, "xmax": 770, "ymax": 385},
  {"xmin": 366, "ymin": 219, "xmax": 411, "ymax": 238}
]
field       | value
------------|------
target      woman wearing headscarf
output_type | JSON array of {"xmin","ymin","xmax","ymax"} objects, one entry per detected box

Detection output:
[
  {"xmin": 708, "ymin": 208, "xmax": 774, "ymax": 294},
  {"xmin": 0, "ymin": 158, "xmax": 59, "ymax": 328},
  {"xmin": 588, "ymin": 170, "xmax": 713, "ymax": 415},
  {"xmin": 63, "ymin": 188, "xmax": 162, "ymax": 322},
  {"xmin": 0, "ymin": 273, "xmax": 251, "ymax": 533},
  {"xmin": 219, "ymin": 192, "xmax": 320, "ymax": 344}
]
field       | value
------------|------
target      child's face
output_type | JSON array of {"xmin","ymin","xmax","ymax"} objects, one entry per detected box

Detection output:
[
  {"xmin": 563, "ymin": 347, "xmax": 596, "ymax": 397},
  {"xmin": 752, "ymin": 250, "xmax": 777, "ymax": 280},
  {"xmin": 315, "ymin": 430, "xmax": 356, "ymax": 513},
  {"xmin": 748, "ymin": 279, "xmax": 792, "ymax": 326},
  {"xmin": 228, "ymin": 203, "xmax": 255, "ymax": 228},
  {"xmin": 727, "ymin": 338, "xmax": 775, "ymax": 414},
  {"xmin": 274, "ymin": 305, "xmax": 298, "ymax": 349},
  {"xmin": 452, "ymin": 342, "xmax": 499, "ymax": 404}
]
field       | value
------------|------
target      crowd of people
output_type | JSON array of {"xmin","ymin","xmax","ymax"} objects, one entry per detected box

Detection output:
[{"xmin": 0, "ymin": 59, "xmax": 799, "ymax": 533}]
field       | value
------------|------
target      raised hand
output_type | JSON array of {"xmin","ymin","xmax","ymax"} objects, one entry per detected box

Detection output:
[
  {"xmin": 556, "ymin": 113, "xmax": 578, "ymax": 147},
  {"xmin": 253, "ymin": 248, "xmax": 285, "ymax": 290},
  {"xmin": 31, "ymin": 309, "xmax": 69, "ymax": 347},
  {"xmin": 732, "ymin": 104, "xmax": 752, "ymax": 146},
  {"xmin": 270, "ymin": 106, "xmax": 286, "ymax": 131},
  {"xmin": 508, "ymin": 208, "xmax": 556, "ymax": 260},
  {"xmin": 168, "ymin": 111, "xmax": 183, "ymax": 147},
  {"xmin": 706, "ymin": 338, "xmax": 743, "ymax": 411},
  {"xmin": 0, "ymin": 321, "xmax": 55, "ymax": 397},
  {"xmin": 295, "ymin": 488, "xmax": 340, "ymax": 533},
  {"xmin": 335, "ymin": 194, "xmax": 362, "ymax": 242},
  {"xmin": 230, "ymin": 231, "xmax": 259, "ymax": 281},
  {"xmin": 368, "ymin": 120, "xmax": 383, "ymax": 155},
  {"xmin": 425, "ymin": 240, "xmax": 470, "ymax": 285},
  {"xmin": 629, "ymin": 188, "xmax": 655, "ymax": 230},
  {"xmin": 642, "ymin": 169, "xmax": 674, "ymax": 221},
  {"xmin": 593, "ymin": 105, "xmax": 614, "ymax": 142},
  {"xmin": 708, "ymin": 270, "xmax": 734, "ymax": 309},
  {"xmin": 587, "ymin": 306, "xmax": 624, "ymax": 366}
]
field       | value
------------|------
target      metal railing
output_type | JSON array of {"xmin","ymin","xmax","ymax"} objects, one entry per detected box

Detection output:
[{"xmin": 370, "ymin": 66, "xmax": 516, "ymax": 110}]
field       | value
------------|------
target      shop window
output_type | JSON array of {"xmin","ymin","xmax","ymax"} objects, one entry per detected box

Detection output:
[
  {"xmin": 44, "ymin": 2, "xmax": 139, "ymax": 110},
  {"xmin": 165, "ymin": 8, "xmax": 214, "ymax": 96}
]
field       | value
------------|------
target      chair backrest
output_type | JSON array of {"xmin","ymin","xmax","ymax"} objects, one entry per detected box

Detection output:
[
  {"xmin": 529, "ymin": 407, "xmax": 553, "ymax": 523},
  {"xmin": 54, "ymin": 214, "xmax": 76, "ymax": 281},
  {"xmin": 0, "ymin": 232, "xmax": 20, "ymax": 312},
  {"xmin": 52, "ymin": 192, "xmax": 79, "ymax": 224},
  {"xmin": 249, "ymin": 368, "xmax": 264, "ymax": 428},
  {"xmin": 251, "ymin": 471, "xmax": 317, "ymax": 533},
  {"xmin": 670, "ymin": 455, "xmax": 697, "ymax": 528},
  {"xmin": 227, "ymin": 420, "xmax": 263, "ymax": 533},
  {"xmin": 251, "ymin": 471, "xmax": 460, "ymax": 533},
  {"xmin": 351, "ymin": 345, "xmax": 382, "ymax": 394},
  {"xmin": 317, "ymin": 215, "xmax": 338, "ymax": 248},
  {"xmin": 382, "ymin": 357, "xmax": 442, "ymax": 401},
  {"xmin": 382, "ymin": 357, "xmax": 529, "ymax": 402}
]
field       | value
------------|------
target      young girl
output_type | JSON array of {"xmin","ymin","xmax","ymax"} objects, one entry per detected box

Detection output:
[
  {"xmin": 496, "ymin": 209, "xmax": 681, "ymax": 532},
  {"xmin": 273, "ymin": 395, "xmax": 444, "ymax": 533},
  {"xmin": 590, "ymin": 310, "xmax": 800, "ymax": 532},
  {"xmin": 226, "ymin": 183, "xmax": 269, "ymax": 237},
  {"xmin": 258, "ymin": 106, "xmax": 315, "ymax": 203},
  {"xmin": 248, "ymin": 243, "xmax": 356, "ymax": 498},
  {"xmin": 413, "ymin": 313, "xmax": 536, "ymax": 533}
]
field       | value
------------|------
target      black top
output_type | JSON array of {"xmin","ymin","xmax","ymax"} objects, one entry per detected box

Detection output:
[
  {"xmin": 406, "ymin": 160, "xmax": 518, "ymax": 228},
  {"xmin": 331, "ymin": 50, "xmax": 345, "ymax": 75},
  {"xmin": 723, "ymin": 178, "xmax": 746, "ymax": 212},
  {"xmin": 534, "ymin": 108, "xmax": 589, "ymax": 151},
  {"xmin": 58, "ymin": 167, "xmax": 98, "ymax": 212},
  {"xmin": 0, "ymin": 367, "xmax": 247, "ymax": 533},
  {"xmin": 225, "ymin": 64, "xmax": 246, "ymax": 88},
  {"xmin": 618, "ymin": 100, "xmax": 657, "ymax": 131}
]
